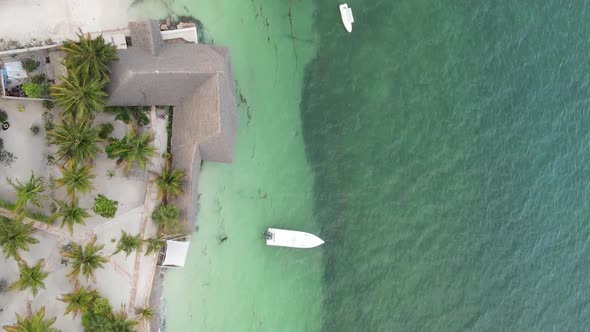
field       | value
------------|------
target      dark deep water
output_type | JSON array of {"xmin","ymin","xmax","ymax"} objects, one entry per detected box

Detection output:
[{"xmin": 301, "ymin": 1, "xmax": 590, "ymax": 330}]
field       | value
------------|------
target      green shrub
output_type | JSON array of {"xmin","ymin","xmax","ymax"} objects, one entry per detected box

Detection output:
[
  {"xmin": 105, "ymin": 106, "xmax": 150, "ymax": 126},
  {"xmin": 0, "ymin": 150, "xmax": 16, "ymax": 168},
  {"xmin": 81, "ymin": 293, "xmax": 137, "ymax": 332},
  {"xmin": 0, "ymin": 110, "xmax": 7, "ymax": 123},
  {"xmin": 40, "ymin": 83, "xmax": 50, "ymax": 97},
  {"xmin": 42, "ymin": 111, "xmax": 54, "ymax": 131},
  {"xmin": 92, "ymin": 297, "xmax": 112, "ymax": 316},
  {"xmin": 166, "ymin": 107, "xmax": 173, "ymax": 154},
  {"xmin": 105, "ymin": 138, "xmax": 126, "ymax": 159},
  {"xmin": 0, "ymin": 198, "xmax": 51, "ymax": 223},
  {"xmin": 151, "ymin": 204, "xmax": 178, "ymax": 225},
  {"xmin": 97, "ymin": 123, "xmax": 114, "ymax": 139},
  {"xmin": 152, "ymin": 204, "xmax": 183, "ymax": 234},
  {"xmin": 42, "ymin": 100, "xmax": 54, "ymax": 110},
  {"xmin": 92, "ymin": 194, "xmax": 118, "ymax": 218},
  {"xmin": 22, "ymin": 58, "xmax": 39, "ymax": 73},
  {"xmin": 31, "ymin": 73, "xmax": 46, "ymax": 84},
  {"xmin": 45, "ymin": 154, "xmax": 55, "ymax": 166},
  {"xmin": 22, "ymin": 83, "xmax": 42, "ymax": 98},
  {"xmin": 30, "ymin": 125, "xmax": 40, "ymax": 135},
  {"xmin": 82, "ymin": 294, "xmax": 113, "ymax": 331}
]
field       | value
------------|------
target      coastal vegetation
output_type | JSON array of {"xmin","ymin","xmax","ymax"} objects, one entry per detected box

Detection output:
[
  {"xmin": 151, "ymin": 203, "xmax": 181, "ymax": 235},
  {"xmin": 105, "ymin": 106, "xmax": 150, "ymax": 127},
  {"xmin": 144, "ymin": 237, "xmax": 165, "ymax": 256},
  {"xmin": 1, "ymin": 28, "xmax": 188, "ymax": 331},
  {"xmin": 91, "ymin": 194, "xmax": 118, "ymax": 218},
  {"xmin": 55, "ymin": 162, "xmax": 95, "ymax": 199},
  {"xmin": 97, "ymin": 122, "xmax": 114, "ymax": 139},
  {"xmin": 22, "ymin": 82, "xmax": 43, "ymax": 98},
  {"xmin": 9, "ymin": 259, "xmax": 48, "ymax": 296},
  {"xmin": 106, "ymin": 129, "xmax": 157, "ymax": 174},
  {"xmin": 7, "ymin": 172, "xmax": 47, "ymax": 213},
  {"xmin": 60, "ymin": 237, "xmax": 108, "ymax": 282},
  {"xmin": 0, "ymin": 217, "xmax": 38, "ymax": 261},
  {"xmin": 52, "ymin": 198, "xmax": 90, "ymax": 234},
  {"xmin": 113, "ymin": 231, "xmax": 142, "ymax": 258},
  {"xmin": 151, "ymin": 157, "xmax": 187, "ymax": 236},
  {"xmin": 59, "ymin": 282, "xmax": 96, "ymax": 318},
  {"xmin": 3, "ymin": 307, "xmax": 59, "ymax": 332},
  {"xmin": 61, "ymin": 32, "xmax": 118, "ymax": 80},
  {"xmin": 154, "ymin": 163, "xmax": 185, "ymax": 203},
  {"xmin": 50, "ymin": 71, "xmax": 108, "ymax": 120},
  {"xmin": 47, "ymin": 119, "xmax": 101, "ymax": 164},
  {"xmin": 81, "ymin": 292, "xmax": 137, "ymax": 332}
]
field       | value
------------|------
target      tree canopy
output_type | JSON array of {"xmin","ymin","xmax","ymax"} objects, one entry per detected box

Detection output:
[{"xmin": 61, "ymin": 32, "xmax": 118, "ymax": 81}]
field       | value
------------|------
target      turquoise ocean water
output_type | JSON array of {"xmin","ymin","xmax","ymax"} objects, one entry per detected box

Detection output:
[{"xmin": 138, "ymin": 0, "xmax": 590, "ymax": 330}]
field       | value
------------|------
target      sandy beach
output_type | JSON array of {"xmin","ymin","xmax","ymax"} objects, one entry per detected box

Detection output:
[{"xmin": 0, "ymin": 0, "xmax": 138, "ymax": 44}]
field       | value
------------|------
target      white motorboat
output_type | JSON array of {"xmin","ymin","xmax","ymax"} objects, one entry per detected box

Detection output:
[
  {"xmin": 264, "ymin": 228, "xmax": 325, "ymax": 249},
  {"xmin": 339, "ymin": 3, "xmax": 354, "ymax": 33}
]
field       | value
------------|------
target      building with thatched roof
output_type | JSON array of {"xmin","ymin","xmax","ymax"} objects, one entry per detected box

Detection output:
[{"xmin": 107, "ymin": 20, "xmax": 237, "ymax": 225}]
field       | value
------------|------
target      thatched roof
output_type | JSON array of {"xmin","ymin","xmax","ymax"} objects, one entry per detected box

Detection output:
[
  {"xmin": 128, "ymin": 20, "xmax": 163, "ymax": 55},
  {"xmin": 107, "ymin": 20, "xmax": 237, "ymax": 226}
]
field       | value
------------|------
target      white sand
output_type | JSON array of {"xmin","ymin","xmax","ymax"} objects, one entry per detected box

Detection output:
[
  {"xmin": 0, "ymin": 104, "xmax": 167, "ymax": 331},
  {"xmin": 0, "ymin": 4, "xmax": 171, "ymax": 329},
  {"xmin": 0, "ymin": 0, "xmax": 144, "ymax": 44}
]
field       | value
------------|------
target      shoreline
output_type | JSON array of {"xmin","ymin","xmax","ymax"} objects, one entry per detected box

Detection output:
[
  {"xmin": 0, "ymin": 5, "xmax": 236, "ymax": 330},
  {"xmin": 149, "ymin": 0, "xmax": 324, "ymax": 331}
]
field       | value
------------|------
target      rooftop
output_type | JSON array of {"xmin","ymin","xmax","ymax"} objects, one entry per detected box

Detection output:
[{"xmin": 107, "ymin": 19, "xmax": 237, "ymax": 225}]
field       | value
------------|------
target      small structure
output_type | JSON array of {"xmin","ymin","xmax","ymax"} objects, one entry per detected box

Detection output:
[
  {"xmin": 0, "ymin": 46, "xmax": 60, "ymax": 98},
  {"xmin": 161, "ymin": 27, "xmax": 198, "ymax": 44},
  {"xmin": 104, "ymin": 32, "xmax": 128, "ymax": 49},
  {"xmin": 3, "ymin": 61, "xmax": 27, "ymax": 80},
  {"xmin": 158, "ymin": 239, "xmax": 190, "ymax": 268}
]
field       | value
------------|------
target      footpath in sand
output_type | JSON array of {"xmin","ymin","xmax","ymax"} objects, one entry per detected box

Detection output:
[{"xmin": 0, "ymin": 106, "xmax": 167, "ymax": 332}]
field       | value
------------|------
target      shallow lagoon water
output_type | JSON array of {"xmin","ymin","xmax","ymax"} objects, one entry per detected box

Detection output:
[{"xmin": 137, "ymin": 0, "xmax": 590, "ymax": 331}]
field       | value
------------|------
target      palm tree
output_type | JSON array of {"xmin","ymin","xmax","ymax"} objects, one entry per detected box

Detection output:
[
  {"xmin": 55, "ymin": 161, "xmax": 95, "ymax": 199},
  {"xmin": 52, "ymin": 199, "xmax": 90, "ymax": 234},
  {"xmin": 6, "ymin": 172, "xmax": 47, "ymax": 213},
  {"xmin": 59, "ymin": 281, "xmax": 97, "ymax": 318},
  {"xmin": 135, "ymin": 306, "xmax": 154, "ymax": 321},
  {"xmin": 144, "ymin": 238, "xmax": 165, "ymax": 256},
  {"xmin": 104, "ymin": 106, "xmax": 150, "ymax": 127},
  {"xmin": 61, "ymin": 31, "xmax": 118, "ymax": 80},
  {"xmin": 3, "ymin": 307, "xmax": 60, "ymax": 332},
  {"xmin": 109, "ymin": 129, "xmax": 157, "ymax": 175},
  {"xmin": 111, "ymin": 308, "xmax": 138, "ymax": 332},
  {"xmin": 61, "ymin": 237, "xmax": 108, "ymax": 282},
  {"xmin": 154, "ymin": 163, "xmax": 185, "ymax": 204},
  {"xmin": 113, "ymin": 231, "xmax": 142, "ymax": 258},
  {"xmin": 0, "ymin": 217, "xmax": 38, "ymax": 261},
  {"xmin": 50, "ymin": 68, "xmax": 108, "ymax": 120},
  {"xmin": 135, "ymin": 306, "xmax": 154, "ymax": 331},
  {"xmin": 47, "ymin": 119, "xmax": 101, "ymax": 164},
  {"xmin": 9, "ymin": 259, "xmax": 48, "ymax": 296}
]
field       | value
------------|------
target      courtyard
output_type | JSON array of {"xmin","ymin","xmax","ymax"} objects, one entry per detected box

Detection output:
[{"xmin": 0, "ymin": 96, "xmax": 167, "ymax": 331}]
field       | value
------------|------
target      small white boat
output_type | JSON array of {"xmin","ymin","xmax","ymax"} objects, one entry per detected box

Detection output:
[
  {"xmin": 339, "ymin": 3, "xmax": 354, "ymax": 33},
  {"xmin": 264, "ymin": 228, "xmax": 325, "ymax": 249}
]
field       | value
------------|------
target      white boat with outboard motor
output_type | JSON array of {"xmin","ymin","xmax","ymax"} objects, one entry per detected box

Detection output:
[
  {"xmin": 264, "ymin": 228, "xmax": 325, "ymax": 249},
  {"xmin": 339, "ymin": 3, "xmax": 354, "ymax": 33}
]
